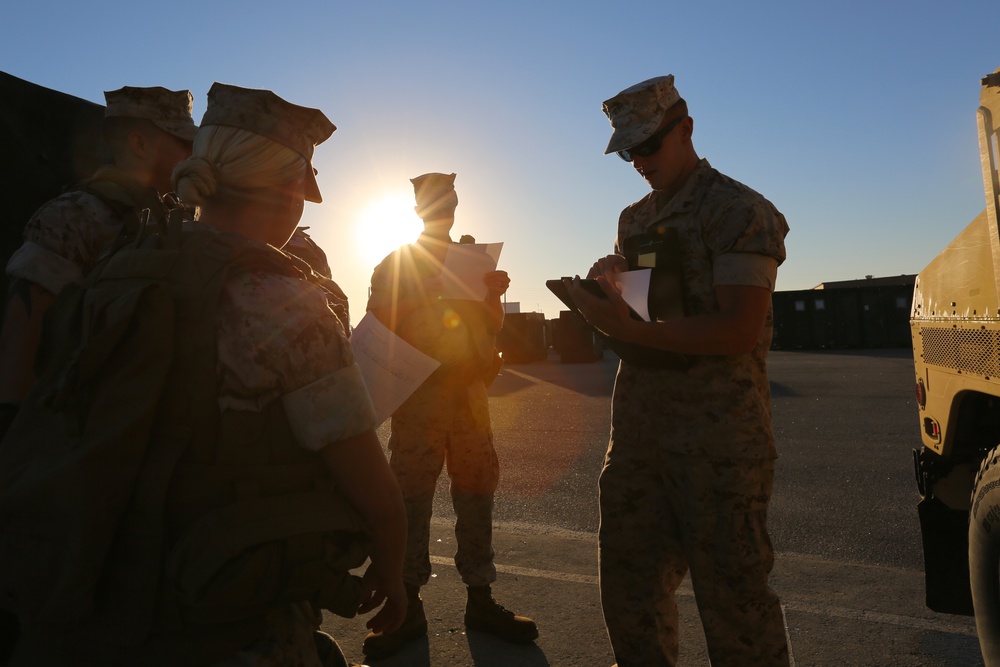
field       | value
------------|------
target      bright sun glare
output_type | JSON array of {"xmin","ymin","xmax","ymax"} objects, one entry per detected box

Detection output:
[{"xmin": 354, "ymin": 193, "xmax": 423, "ymax": 266}]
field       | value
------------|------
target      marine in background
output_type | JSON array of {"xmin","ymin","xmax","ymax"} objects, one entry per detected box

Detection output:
[
  {"xmin": 362, "ymin": 172, "xmax": 536, "ymax": 659},
  {"xmin": 0, "ymin": 85, "xmax": 196, "ymax": 435}
]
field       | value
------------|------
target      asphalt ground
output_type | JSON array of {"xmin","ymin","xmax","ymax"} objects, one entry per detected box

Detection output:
[{"xmin": 325, "ymin": 349, "xmax": 984, "ymax": 666}]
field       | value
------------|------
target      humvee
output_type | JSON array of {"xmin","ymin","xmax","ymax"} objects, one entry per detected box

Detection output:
[{"xmin": 912, "ymin": 68, "xmax": 1000, "ymax": 664}]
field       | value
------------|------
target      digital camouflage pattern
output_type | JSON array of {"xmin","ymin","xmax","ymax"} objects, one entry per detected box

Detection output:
[
  {"xmin": 216, "ymin": 232, "xmax": 374, "ymax": 443},
  {"xmin": 212, "ymin": 227, "xmax": 374, "ymax": 664},
  {"xmin": 201, "ymin": 83, "xmax": 333, "ymax": 167},
  {"xmin": 6, "ymin": 165, "xmax": 174, "ymax": 295},
  {"xmin": 3, "ymin": 223, "xmax": 368, "ymax": 666},
  {"xmin": 612, "ymin": 158, "xmax": 788, "ymax": 461},
  {"xmin": 201, "ymin": 83, "xmax": 337, "ymax": 163},
  {"xmin": 601, "ymin": 157, "xmax": 789, "ymax": 666},
  {"xmin": 599, "ymin": 454, "xmax": 788, "ymax": 667},
  {"xmin": 368, "ymin": 234, "xmax": 500, "ymax": 588},
  {"xmin": 8, "ymin": 188, "xmax": 131, "ymax": 294},
  {"xmin": 389, "ymin": 380, "xmax": 498, "ymax": 587},
  {"xmin": 104, "ymin": 85, "xmax": 198, "ymax": 142},
  {"xmin": 199, "ymin": 83, "xmax": 334, "ymax": 203},
  {"xmin": 602, "ymin": 75, "xmax": 680, "ymax": 155},
  {"xmin": 283, "ymin": 227, "xmax": 352, "ymax": 335}
]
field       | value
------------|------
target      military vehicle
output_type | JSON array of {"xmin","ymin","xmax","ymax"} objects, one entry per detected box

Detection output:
[
  {"xmin": 0, "ymin": 71, "xmax": 109, "ymax": 324},
  {"xmin": 912, "ymin": 68, "xmax": 1000, "ymax": 664}
]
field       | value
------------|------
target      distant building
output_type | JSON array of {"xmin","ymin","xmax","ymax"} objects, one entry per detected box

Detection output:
[
  {"xmin": 772, "ymin": 274, "xmax": 916, "ymax": 350},
  {"xmin": 811, "ymin": 274, "xmax": 917, "ymax": 290},
  {"xmin": 503, "ymin": 301, "xmax": 520, "ymax": 314}
]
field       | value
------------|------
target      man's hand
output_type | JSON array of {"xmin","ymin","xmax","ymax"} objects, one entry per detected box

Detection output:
[
  {"xmin": 358, "ymin": 565, "xmax": 408, "ymax": 635},
  {"xmin": 483, "ymin": 270, "xmax": 510, "ymax": 299},
  {"xmin": 563, "ymin": 274, "xmax": 633, "ymax": 339},
  {"xmin": 587, "ymin": 254, "xmax": 628, "ymax": 282}
]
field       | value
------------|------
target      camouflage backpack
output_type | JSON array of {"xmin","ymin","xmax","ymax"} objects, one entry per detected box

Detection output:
[{"xmin": 0, "ymin": 222, "xmax": 369, "ymax": 657}]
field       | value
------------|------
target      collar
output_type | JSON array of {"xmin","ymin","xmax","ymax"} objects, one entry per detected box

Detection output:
[
  {"xmin": 88, "ymin": 165, "xmax": 150, "ymax": 193},
  {"xmin": 653, "ymin": 157, "xmax": 713, "ymax": 218},
  {"xmin": 416, "ymin": 231, "xmax": 453, "ymax": 246}
]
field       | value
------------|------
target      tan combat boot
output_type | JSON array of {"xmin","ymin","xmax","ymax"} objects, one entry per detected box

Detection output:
[
  {"xmin": 361, "ymin": 583, "xmax": 427, "ymax": 659},
  {"xmin": 464, "ymin": 585, "xmax": 539, "ymax": 643}
]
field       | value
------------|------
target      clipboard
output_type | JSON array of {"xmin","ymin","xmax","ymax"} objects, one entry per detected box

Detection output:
[{"xmin": 546, "ymin": 278, "xmax": 692, "ymax": 370}]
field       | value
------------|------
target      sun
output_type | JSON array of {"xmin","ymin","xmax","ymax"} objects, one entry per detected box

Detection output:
[{"xmin": 354, "ymin": 192, "xmax": 423, "ymax": 266}]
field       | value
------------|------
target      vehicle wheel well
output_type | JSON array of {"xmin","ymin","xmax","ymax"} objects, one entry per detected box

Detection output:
[{"xmin": 951, "ymin": 390, "xmax": 1000, "ymax": 463}]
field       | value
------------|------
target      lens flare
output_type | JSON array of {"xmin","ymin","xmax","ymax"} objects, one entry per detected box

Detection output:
[{"xmin": 353, "ymin": 192, "xmax": 422, "ymax": 266}]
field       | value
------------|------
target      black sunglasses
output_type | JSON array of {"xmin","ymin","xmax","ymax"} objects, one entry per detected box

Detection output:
[{"xmin": 617, "ymin": 116, "xmax": 687, "ymax": 162}]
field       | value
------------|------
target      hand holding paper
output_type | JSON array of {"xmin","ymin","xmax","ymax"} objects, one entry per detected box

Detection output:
[{"xmin": 440, "ymin": 242, "xmax": 503, "ymax": 301}]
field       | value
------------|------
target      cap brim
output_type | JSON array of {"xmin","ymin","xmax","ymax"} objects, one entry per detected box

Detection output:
[
  {"xmin": 157, "ymin": 122, "xmax": 199, "ymax": 143},
  {"xmin": 604, "ymin": 129, "xmax": 626, "ymax": 155},
  {"xmin": 604, "ymin": 116, "xmax": 661, "ymax": 155},
  {"xmin": 305, "ymin": 166, "xmax": 322, "ymax": 203}
]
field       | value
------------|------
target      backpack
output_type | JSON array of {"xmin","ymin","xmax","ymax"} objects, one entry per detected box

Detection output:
[{"xmin": 0, "ymin": 221, "xmax": 369, "ymax": 652}]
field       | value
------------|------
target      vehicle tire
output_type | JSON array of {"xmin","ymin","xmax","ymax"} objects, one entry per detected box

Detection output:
[{"xmin": 970, "ymin": 444, "xmax": 1000, "ymax": 665}]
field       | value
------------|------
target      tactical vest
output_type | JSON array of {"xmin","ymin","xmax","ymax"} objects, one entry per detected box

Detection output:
[
  {"xmin": 283, "ymin": 227, "xmax": 352, "ymax": 334},
  {"xmin": 0, "ymin": 224, "xmax": 370, "ymax": 663}
]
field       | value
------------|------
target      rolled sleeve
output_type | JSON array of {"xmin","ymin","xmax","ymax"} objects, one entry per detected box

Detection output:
[
  {"xmin": 282, "ymin": 363, "xmax": 377, "ymax": 452},
  {"xmin": 713, "ymin": 253, "xmax": 779, "ymax": 292},
  {"xmin": 5, "ymin": 241, "xmax": 83, "ymax": 294},
  {"xmin": 706, "ymin": 192, "xmax": 788, "ymax": 267}
]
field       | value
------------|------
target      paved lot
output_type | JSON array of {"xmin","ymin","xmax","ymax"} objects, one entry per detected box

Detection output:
[{"xmin": 326, "ymin": 349, "xmax": 984, "ymax": 666}]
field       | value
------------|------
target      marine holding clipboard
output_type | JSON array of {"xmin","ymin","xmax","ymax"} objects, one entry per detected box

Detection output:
[{"xmin": 562, "ymin": 74, "xmax": 792, "ymax": 667}]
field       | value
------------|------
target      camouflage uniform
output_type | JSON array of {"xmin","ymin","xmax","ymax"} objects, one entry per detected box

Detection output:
[
  {"xmin": 368, "ymin": 233, "xmax": 500, "ymax": 588},
  {"xmin": 5, "ymin": 166, "xmax": 166, "ymax": 295},
  {"xmin": 599, "ymin": 159, "xmax": 790, "ymax": 666},
  {"xmin": 284, "ymin": 226, "xmax": 352, "ymax": 331},
  {"xmin": 211, "ymin": 224, "xmax": 375, "ymax": 667},
  {"xmin": 7, "ymin": 83, "xmax": 198, "ymax": 295}
]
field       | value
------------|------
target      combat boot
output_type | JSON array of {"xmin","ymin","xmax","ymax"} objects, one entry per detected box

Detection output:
[
  {"xmin": 464, "ymin": 585, "xmax": 538, "ymax": 643},
  {"xmin": 361, "ymin": 583, "xmax": 427, "ymax": 659}
]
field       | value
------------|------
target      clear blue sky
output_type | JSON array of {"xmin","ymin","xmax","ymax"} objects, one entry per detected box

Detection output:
[{"xmin": 3, "ymin": 1, "xmax": 997, "ymax": 321}]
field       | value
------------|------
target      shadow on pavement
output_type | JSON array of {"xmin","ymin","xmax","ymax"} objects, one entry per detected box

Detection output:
[
  {"xmin": 467, "ymin": 631, "xmax": 551, "ymax": 666},
  {"xmin": 490, "ymin": 355, "xmax": 618, "ymax": 399}
]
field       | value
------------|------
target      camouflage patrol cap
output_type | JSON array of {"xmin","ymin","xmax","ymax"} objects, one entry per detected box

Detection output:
[
  {"xmin": 104, "ymin": 86, "xmax": 198, "ymax": 142},
  {"xmin": 201, "ymin": 82, "xmax": 336, "ymax": 203},
  {"xmin": 602, "ymin": 75, "xmax": 680, "ymax": 155},
  {"xmin": 411, "ymin": 172, "xmax": 456, "ymax": 203},
  {"xmin": 411, "ymin": 172, "xmax": 457, "ymax": 218}
]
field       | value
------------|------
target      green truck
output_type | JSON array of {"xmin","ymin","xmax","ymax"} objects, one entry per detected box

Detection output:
[{"xmin": 913, "ymin": 67, "xmax": 1000, "ymax": 664}]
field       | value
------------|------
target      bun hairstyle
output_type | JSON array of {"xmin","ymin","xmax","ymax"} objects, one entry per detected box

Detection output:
[{"xmin": 173, "ymin": 126, "xmax": 306, "ymax": 205}]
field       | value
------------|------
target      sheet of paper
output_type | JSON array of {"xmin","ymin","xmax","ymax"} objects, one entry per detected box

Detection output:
[
  {"xmin": 441, "ymin": 242, "xmax": 503, "ymax": 301},
  {"xmin": 615, "ymin": 269, "xmax": 652, "ymax": 322},
  {"xmin": 351, "ymin": 312, "xmax": 441, "ymax": 426}
]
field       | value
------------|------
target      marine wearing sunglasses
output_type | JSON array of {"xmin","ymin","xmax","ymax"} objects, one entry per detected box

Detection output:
[{"xmin": 616, "ymin": 115, "xmax": 688, "ymax": 162}]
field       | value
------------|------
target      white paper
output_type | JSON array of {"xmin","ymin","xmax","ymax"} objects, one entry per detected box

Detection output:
[
  {"xmin": 351, "ymin": 313, "xmax": 441, "ymax": 426},
  {"xmin": 615, "ymin": 269, "xmax": 652, "ymax": 322},
  {"xmin": 440, "ymin": 242, "xmax": 503, "ymax": 301}
]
